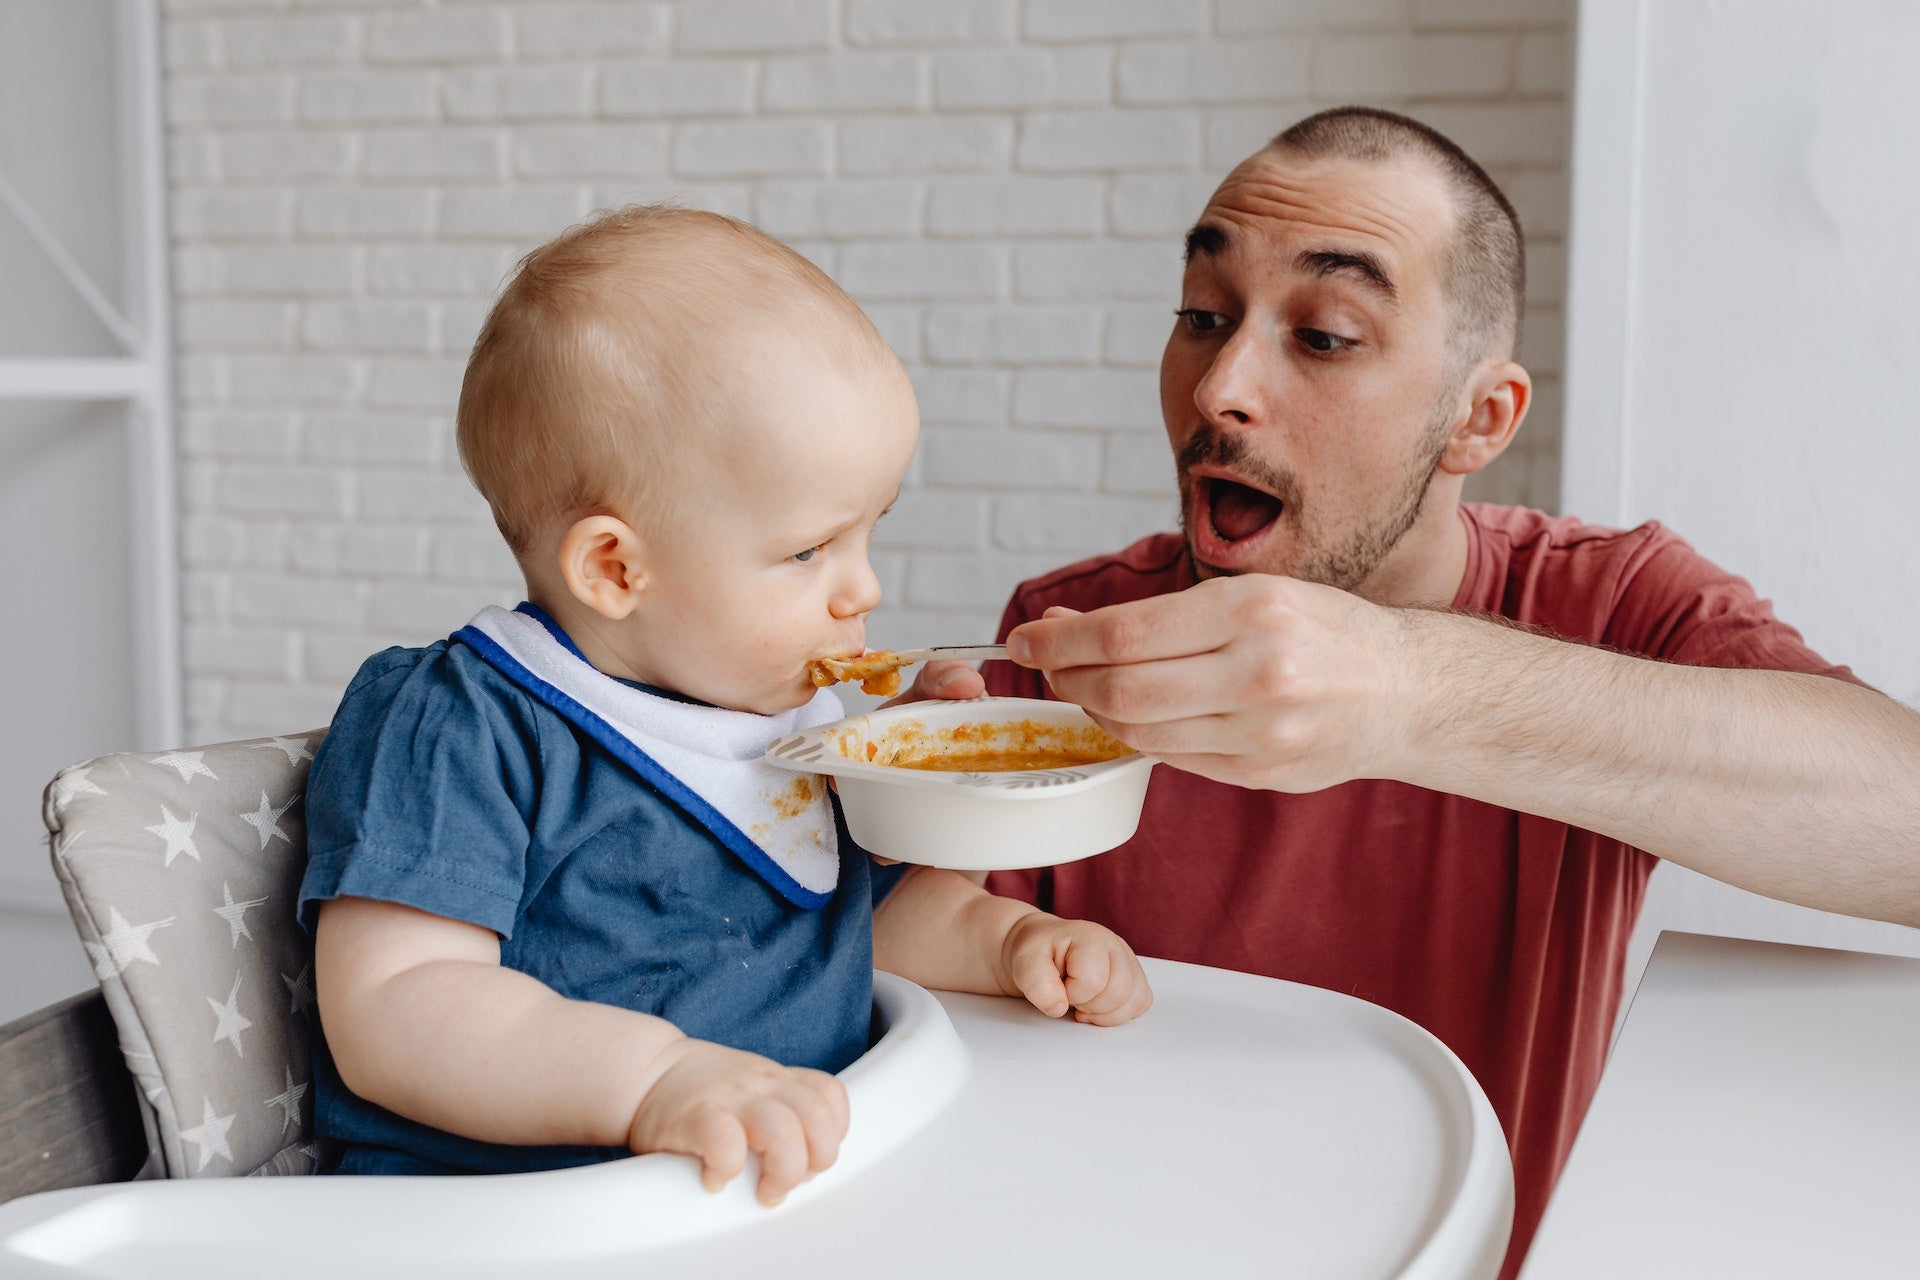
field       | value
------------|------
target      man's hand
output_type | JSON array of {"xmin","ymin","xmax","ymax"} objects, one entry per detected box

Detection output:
[
  {"xmin": 1009, "ymin": 570, "xmax": 1920, "ymax": 928},
  {"xmin": 1007, "ymin": 574, "xmax": 1422, "ymax": 792},
  {"xmin": 882, "ymin": 658, "xmax": 986, "ymax": 707},
  {"xmin": 626, "ymin": 1039, "xmax": 850, "ymax": 1207},
  {"xmin": 996, "ymin": 910, "xmax": 1153, "ymax": 1026}
]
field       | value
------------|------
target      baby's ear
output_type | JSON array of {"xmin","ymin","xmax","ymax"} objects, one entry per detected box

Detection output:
[{"xmin": 556, "ymin": 514, "xmax": 648, "ymax": 620}]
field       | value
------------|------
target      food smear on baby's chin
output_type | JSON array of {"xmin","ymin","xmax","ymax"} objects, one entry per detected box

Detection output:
[{"xmin": 808, "ymin": 651, "xmax": 905, "ymax": 697}]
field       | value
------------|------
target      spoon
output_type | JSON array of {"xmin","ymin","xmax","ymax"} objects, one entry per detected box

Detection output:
[{"xmin": 809, "ymin": 645, "xmax": 1009, "ymax": 694}]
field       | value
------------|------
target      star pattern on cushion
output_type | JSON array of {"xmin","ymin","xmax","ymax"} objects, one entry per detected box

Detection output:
[
  {"xmin": 82, "ymin": 906, "xmax": 175, "ymax": 978},
  {"xmin": 150, "ymin": 750, "xmax": 219, "ymax": 784},
  {"xmin": 264, "ymin": 1065, "xmax": 308, "ymax": 1137},
  {"xmin": 49, "ymin": 729, "xmax": 329, "ymax": 1179},
  {"xmin": 253, "ymin": 736, "xmax": 316, "ymax": 765},
  {"xmin": 282, "ymin": 961, "xmax": 316, "ymax": 1019},
  {"xmin": 207, "ymin": 974, "xmax": 253, "ymax": 1058},
  {"xmin": 214, "ymin": 882, "xmax": 270, "ymax": 947},
  {"xmin": 145, "ymin": 806, "xmax": 202, "ymax": 867},
  {"xmin": 239, "ymin": 791, "xmax": 296, "ymax": 852},
  {"xmin": 48, "ymin": 763, "xmax": 108, "ymax": 809},
  {"xmin": 180, "ymin": 1097, "xmax": 236, "ymax": 1173}
]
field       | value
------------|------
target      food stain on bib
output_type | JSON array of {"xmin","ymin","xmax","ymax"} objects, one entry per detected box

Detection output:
[{"xmin": 764, "ymin": 774, "xmax": 820, "ymax": 819}]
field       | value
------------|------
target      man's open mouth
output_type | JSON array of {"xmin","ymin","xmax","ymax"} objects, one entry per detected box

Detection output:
[{"xmin": 1199, "ymin": 475, "xmax": 1285, "ymax": 545}]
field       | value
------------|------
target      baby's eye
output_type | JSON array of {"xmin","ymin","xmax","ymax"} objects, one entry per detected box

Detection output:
[{"xmin": 791, "ymin": 545, "xmax": 822, "ymax": 564}]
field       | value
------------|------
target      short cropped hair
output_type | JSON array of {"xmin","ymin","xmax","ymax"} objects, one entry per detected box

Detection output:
[
  {"xmin": 1272, "ymin": 106, "xmax": 1525, "ymax": 368},
  {"xmin": 456, "ymin": 204, "xmax": 888, "ymax": 557}
]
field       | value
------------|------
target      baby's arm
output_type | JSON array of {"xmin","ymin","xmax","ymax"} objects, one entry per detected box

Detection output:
[
  {"xmin": 316, "ymin": 896, "xmax": 846, "ymax": 1204},
  {"xmin": 871, "ymin": 867, "xmax": 1152, "ymax": 1025}
]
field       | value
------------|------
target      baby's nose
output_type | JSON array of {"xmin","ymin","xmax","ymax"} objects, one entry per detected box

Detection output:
[{"xmin": 830, "ymin": 557, "xmax": 883, "ymax": 618}]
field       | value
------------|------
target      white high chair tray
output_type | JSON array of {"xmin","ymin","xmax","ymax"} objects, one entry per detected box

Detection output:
[{"xmin": 0, "ymin": 958, "xmax": 1512, "ymax": 1280}]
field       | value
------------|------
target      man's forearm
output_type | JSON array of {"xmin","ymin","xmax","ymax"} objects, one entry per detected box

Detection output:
[{"xmin": 1399, "ymin": 609, "xmax": 1920, "ymax": 926}]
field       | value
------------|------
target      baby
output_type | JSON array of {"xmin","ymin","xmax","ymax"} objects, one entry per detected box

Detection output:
[{"xmin": 297, "ymin": 206, "xmax": 1152, "ymax": 1206}]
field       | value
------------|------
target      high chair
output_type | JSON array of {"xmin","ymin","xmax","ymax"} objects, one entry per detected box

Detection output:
[{"xmin": 0, "ymin": 733, "xmax": 1514, "ymax": 1280}]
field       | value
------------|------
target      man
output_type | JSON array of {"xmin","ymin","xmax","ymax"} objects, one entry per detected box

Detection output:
[{"xmin": 913, "ymin": 107, "xmax": 1920, "ymax": 1278}]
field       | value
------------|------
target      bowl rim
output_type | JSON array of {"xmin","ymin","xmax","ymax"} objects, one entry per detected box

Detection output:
[{"xmin": 763, "ymin": 695, "xmax": 1150, "ymax": 795}]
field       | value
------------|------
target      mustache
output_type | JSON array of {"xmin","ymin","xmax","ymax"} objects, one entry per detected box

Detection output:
[{"xmin": 1177, "ymin": 427, "xmax": 1303, "ymax": 510}]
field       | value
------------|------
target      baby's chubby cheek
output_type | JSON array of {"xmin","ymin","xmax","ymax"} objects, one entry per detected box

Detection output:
[{"xmin": 754, "ymin": 662, "xmax": 827, "ymax": 716}]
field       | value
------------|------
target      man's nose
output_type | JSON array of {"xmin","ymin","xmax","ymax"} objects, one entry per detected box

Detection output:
[
  {"xmin": 829, "ymin": 554, "xmax": 883, "ymax": 619},
  {"xmin": 1192, "ymin": 327, "xmax": 1264, "ymax": 428}
]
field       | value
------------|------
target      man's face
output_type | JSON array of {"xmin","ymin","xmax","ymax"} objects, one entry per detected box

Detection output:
[{"xmin": 1162, "ymin": 148, "xmax": 1465, "ymax": 593}]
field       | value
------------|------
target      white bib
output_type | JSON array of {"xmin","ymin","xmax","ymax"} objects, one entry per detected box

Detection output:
[{"xmin": 455, "ymin": 604, "xmax": 846, "ymax": 909}]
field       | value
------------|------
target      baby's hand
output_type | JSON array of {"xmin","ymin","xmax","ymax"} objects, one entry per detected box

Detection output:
[
  {"xmin": 881, "ymin": 658, "xmax": 985, "ymax": 707},
  {"xmin": 627, "ymin": 1039, "xmax": 849, "ymax": 1207},
  {"xmin": 998, "ymin": 912, "xmax": 1153, "ymax": 1027}
]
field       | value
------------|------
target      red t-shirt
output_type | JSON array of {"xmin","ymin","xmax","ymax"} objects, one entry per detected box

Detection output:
[{"xmin": 983, "ymin": 503, "xmax": 1860, "ymax": 1279}]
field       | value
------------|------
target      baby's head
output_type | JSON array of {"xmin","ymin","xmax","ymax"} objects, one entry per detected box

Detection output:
[{"xmin": 457, "ymin": 205, "xmax": 918, "ymax": 714}]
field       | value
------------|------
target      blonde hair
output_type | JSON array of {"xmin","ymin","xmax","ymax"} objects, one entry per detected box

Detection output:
[{"xmin": 456, "ymin": 204, "xmax": 890, "ymax": 557}]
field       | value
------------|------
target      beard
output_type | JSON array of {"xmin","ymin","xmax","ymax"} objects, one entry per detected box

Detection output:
[{"xmin": 1178, "ymin": 394, "xmax": 1456, "ymax": 593}]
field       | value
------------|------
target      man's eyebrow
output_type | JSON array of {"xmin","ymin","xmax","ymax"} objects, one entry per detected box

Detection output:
[
  {"xmin": 1183, "ymin": 223, "xmax": 1227, "ymax": 263},
  {"xmin": 1296, "ymin": 248, "xmax": 1398, "ymax": 306}
]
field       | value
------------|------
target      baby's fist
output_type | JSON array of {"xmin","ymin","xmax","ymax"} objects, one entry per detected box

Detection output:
[
  {"xmin": 627, "ymin": 1039, "xmax": 849, "ymax": 1207},
  {"xmin": 999, "ymin": 912, "xmax": 1153, "ymax": 1026},
  {"xmin": 882, "ymin": 658, "xmax": 985, "ymax": 708}
]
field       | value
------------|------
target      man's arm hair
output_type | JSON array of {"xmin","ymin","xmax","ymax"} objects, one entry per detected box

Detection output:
[{"xmin": 1396, "ymin": 607, "xmax": 1920, "ymax": 927}]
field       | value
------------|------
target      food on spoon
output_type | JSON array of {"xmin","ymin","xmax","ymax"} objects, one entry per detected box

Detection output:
[{"xmin": 809, "ymin": 650, "xmax": 907, "ymax": 697}]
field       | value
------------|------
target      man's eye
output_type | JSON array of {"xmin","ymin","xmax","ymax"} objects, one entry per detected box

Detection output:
[
  {"xmin": 1296, "ymin": 328, "xmax": 1354, "ymax": 354},
  {"xmin": 1175, "ymin": 309, "xmax": 1230, "ymax": 336}
]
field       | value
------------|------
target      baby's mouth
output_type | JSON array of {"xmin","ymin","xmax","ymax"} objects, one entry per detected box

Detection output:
[
  {"xmin": 1200, "ymin": 476, "xmax": 1284, "ymax": 544},
  {"xmin": 808, "ymin": 649, "xmax": 902, "ymax": 697}
]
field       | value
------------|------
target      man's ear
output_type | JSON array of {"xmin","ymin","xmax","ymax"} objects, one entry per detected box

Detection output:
[
  {"xmin": 1437, "ymin": 359, "xmax": 1531, "ymax": 476},
  {"xmin": 555, "ymin": 515, "xmax": 648, "ymax": 620}
]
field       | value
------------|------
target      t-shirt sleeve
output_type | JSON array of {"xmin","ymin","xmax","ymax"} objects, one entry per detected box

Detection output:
[
  {"xmin": 869, "ymin": 859, "xmax": 909, "ymax": 906},
  {"xmin": 1602, "ymin": 526, "xmax": 1868, "ymax": 687},
  {"xmin": 298, "ymin": 646, "xmax": 540, "ymax": 938}
]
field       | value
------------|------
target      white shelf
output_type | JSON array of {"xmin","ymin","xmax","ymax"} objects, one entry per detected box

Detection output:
[
  {"xmin": 0, "ymin": 0, "xmax": 179, "ymax": 755},
  {"xmin": 0, "ymin": 356, "xmax": 156, "ymax": 401}
]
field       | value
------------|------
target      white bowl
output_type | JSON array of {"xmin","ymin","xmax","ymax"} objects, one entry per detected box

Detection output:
[{"xmin": 764, "ymin": 696, "xmax": 1153, "ymax": 871}]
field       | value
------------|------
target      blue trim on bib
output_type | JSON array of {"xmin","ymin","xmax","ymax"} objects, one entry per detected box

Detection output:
[
  {"xmin": 514, "ymin": 602, "xmax": 588, "ymax": 661},
  {"xmin": 454, "ymin": 624, "xmax": 832, "ymax": 911},
  {"xmin": 512, "ymin": 603, "xmax": 715, "ymax": 707}
]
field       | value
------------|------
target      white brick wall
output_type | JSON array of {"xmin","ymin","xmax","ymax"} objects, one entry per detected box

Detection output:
[{"xmin": 162, "ymin": 0, "xmax": 1573, "ymax": 740}]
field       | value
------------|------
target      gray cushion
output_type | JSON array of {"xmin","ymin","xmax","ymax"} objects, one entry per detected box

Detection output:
[{"xmin": 43, "ymin": 731, "xmax": 330, "ymax": 1179}]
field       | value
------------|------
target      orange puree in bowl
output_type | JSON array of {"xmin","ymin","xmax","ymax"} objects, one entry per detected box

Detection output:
[{"xmin": 867, "ymin": 718, "xmax": 1135, "ymax": 772}]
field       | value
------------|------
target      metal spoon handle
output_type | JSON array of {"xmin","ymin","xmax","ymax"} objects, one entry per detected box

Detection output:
[{"xmin": 902, "ymin": 645, "xmax": 1008, "ymax": 663}]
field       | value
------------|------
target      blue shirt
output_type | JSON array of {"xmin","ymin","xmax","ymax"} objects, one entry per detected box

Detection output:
[{"xmin": 298, "ymin": 636, "xmax": 903, "ymax": 1175}]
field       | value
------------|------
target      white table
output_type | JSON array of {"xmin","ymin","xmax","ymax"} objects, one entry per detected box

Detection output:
[
  {"xmin": 1522, "ymin": 932, "xmax": 1920, "ymax": 1278},
  {"xmin": 3, "ymin": 958, "xmax": 1511, "ymax": 1279}
]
